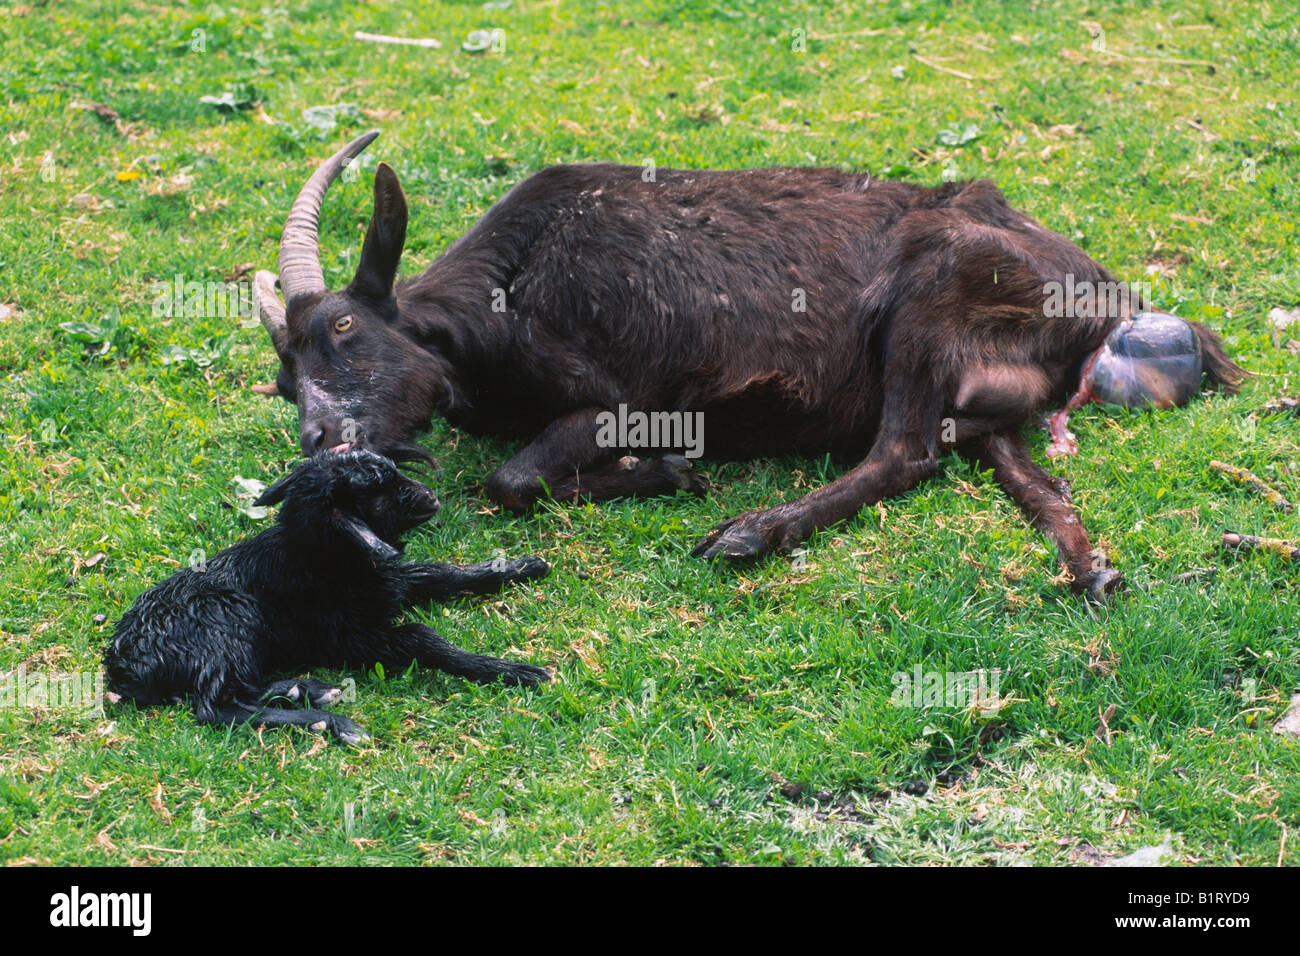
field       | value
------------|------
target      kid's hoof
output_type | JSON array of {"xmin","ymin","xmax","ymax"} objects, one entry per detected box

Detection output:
[
  {"xmin": 326, "ymin": 714, "xmax": 370, "ymax": 746},
  {"xmin": 505, "ymin": 663, "xmax": 553, "ymax": 687},
  {"xmin": 263, "ymin": 678, "xmax": 344, "ymax": 707}
]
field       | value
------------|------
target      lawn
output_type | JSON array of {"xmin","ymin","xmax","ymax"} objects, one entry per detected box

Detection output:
[{"xmin": 0, "ymin": 0, "xmax": 1297, "ymax": 866}]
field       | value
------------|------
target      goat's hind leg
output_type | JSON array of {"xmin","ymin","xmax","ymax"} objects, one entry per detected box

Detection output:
[
  {"xmin": 197, "ymin": 700, "xmax": 369, "ymax": 746},
  {"xmin": 961, "ymin": 431, "xmax": 1123, "ymax": 602},
  {"xmin": 404, "ymin": 556, "xmax": 550, "ymax": 603}
]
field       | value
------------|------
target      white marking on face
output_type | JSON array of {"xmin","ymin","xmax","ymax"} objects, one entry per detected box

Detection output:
[{"xmin": 298, "ymin": 376, "xmax": 358, "ymax": 425}]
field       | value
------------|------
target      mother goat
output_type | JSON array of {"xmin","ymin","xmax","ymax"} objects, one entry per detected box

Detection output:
[{"xmin": 252, "ymin": 131, "xmax": 1244, "ymax": 600}]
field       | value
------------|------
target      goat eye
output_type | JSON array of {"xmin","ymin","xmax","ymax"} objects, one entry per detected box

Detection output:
[{"xmin": 334, "ymin": 315, "xmax": 354, "ymax": 333}]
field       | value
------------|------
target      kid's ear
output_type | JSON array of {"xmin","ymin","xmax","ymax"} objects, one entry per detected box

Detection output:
[
  {"xmin": 253, "ymin": 466, "xmax": 309, "ymax": 507},
  {"xmin": 333, "ymin": 510, "xmax": 400, "ymax": 563},
  {"xmin": 347, "ymin": 162, "xmax": 407, "ymax": 301}
]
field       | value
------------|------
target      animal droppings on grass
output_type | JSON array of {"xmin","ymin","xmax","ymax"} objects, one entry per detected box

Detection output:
[
  {"xmin": 1106, "ymin": 839, "xmax": 1176, "ymax": 867},
  {"xmin": 1273, "ymin": 694, "xmax": 1300, "ymax": 740}
]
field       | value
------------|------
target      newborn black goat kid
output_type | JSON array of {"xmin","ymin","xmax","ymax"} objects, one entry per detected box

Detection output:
[{"xmin": 103, "ymin": 449, "xmax": 551, "ymax": 744}]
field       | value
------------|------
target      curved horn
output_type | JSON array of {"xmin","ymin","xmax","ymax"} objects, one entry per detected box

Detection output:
[
  {"xmin": 277, "ymin": 130, "xmax": 381, "ymax": 304},
  {"xmin": 252, "ymin": 270, "xmax": 288, "ymax": 355}
]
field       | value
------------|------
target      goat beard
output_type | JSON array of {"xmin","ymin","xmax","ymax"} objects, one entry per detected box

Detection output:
[{"xmin": 387, "ymin": 439, "xmax": 440, "ymax": 474}]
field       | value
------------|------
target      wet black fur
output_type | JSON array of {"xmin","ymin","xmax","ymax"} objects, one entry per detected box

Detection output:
[{"xmin": 102, "ymin": 450, "xmax": 551, "ymax": 744}]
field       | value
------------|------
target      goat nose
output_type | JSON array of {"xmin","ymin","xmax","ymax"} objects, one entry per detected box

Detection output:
[{"xmin": 301, "ymin": 423, "xmax": 327, "ymax": 456}]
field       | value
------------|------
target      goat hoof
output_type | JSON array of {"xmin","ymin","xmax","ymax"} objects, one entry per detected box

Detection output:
[
  {"xmin": 320, "ymin": 714, "xmax": 369, "ymax": 746},
  {"xmin": 1086, "ymin": 568, "xmax": 1125, "ymax": 604},
  {"xmin": 333, "ymin": 722, "xmax": 371, "ymax": 747},
  {"xmin": 263, "ymin": 678, "xmax": 344, "ymax": 707},
  {"xmin": 659, "ymin": 454, "xmax": 710, "ymax": 496},
  {"xmin": 691, "ymin": 516, "xmax": 769, "ymax": 561}
]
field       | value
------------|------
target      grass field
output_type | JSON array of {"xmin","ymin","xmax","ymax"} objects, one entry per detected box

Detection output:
[{"xmin": 1, "ymin": 0, "xmax": 1297, "ymax": 866}]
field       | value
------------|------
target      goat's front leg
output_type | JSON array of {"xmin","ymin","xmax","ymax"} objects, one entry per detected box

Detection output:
[
  {"xmin": 960, "ymin": 430, "xmax": 1123, "ymax": 602},
  {"xmin": 693, "ymin": 430, "xmax": 939, "ymax": 561},
  {"xmin": 403, "ymin": 556, "xmax": 550, "ymax": 604},
  {"xmin": 485, "ymin": 406, "xmax": 708, "ymax": 511},
  {"xmin": 380, "ymin": 623, "xmax": 551, "ymax": 687},
  {"xmin": 197, "ymin": 700, "xmax": 369, "ymax": 746}
]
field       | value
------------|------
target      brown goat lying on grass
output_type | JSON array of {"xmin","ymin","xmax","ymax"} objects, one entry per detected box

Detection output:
[{"xmin": 252, "ymin": 132, "xmax": 1246, "ymax": 601}]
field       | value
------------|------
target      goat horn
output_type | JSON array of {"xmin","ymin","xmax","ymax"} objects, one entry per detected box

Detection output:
[
  {"xmin": 277, "ymin": 129, "xmax": 381, "ymax": 304},
  {"xmin": 252, "ymin": 269, "xmax": 289, "ymax": 355}
]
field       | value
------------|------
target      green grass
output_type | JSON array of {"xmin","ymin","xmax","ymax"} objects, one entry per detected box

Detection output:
[{"xmin": 1, "ymin": 0, "xmax": 1298, "ymax": 865}]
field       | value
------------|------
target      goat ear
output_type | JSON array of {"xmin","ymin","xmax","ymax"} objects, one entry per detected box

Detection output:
[
  {"xmin": 252, "ymin": 468, "xmax": 306, "ymax": 508},
  {"xmin": 348, "ymin": 162, "xmax": 407, "ymax": 301},
  {"xmin": 334, "ymin": 511, "xmax": 401, "ymax": 563}
]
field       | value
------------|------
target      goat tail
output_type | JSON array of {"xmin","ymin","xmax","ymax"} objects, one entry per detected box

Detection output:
[{"xmin": 1189, "ymin": 320, "xmax": 1249, "ymax": 394}]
